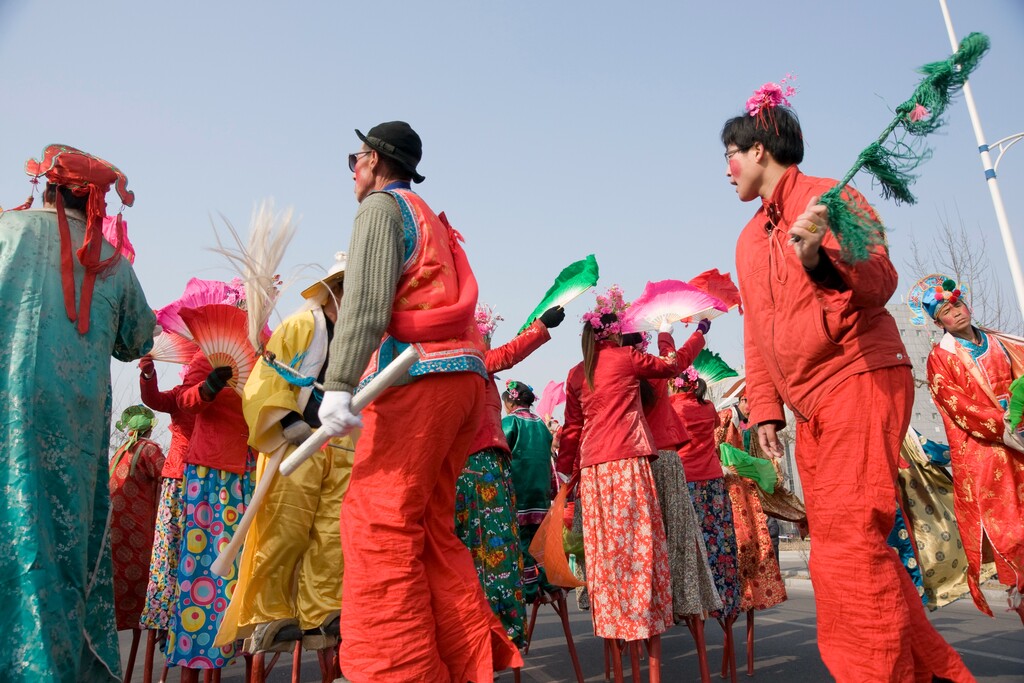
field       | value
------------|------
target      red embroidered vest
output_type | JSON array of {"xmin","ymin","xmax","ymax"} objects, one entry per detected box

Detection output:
[{"xmin": 359, "ymin": 189, "xmax": 486, "ymax": 388}]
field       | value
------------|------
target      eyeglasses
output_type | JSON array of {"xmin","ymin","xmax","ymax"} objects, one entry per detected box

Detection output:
[
  {"xmin": 724, "ymin": 148, "xmax": 748, "ymax": 162},
  {"xmin": 348, "ymin": 151, "xmax": 373, "ymax": 172}
]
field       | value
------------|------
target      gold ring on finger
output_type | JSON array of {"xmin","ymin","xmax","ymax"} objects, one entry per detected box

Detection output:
[{"xmin": 807, "ymin": 224, "xmax": 818, "ymax": 234}]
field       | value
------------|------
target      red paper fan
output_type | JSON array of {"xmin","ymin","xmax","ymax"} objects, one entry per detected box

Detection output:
[
  {"xmin": 149, "ymin": 330, "xmax": 199, "ymax": 364},
  {"xmin": 179, "ymin": 304, "xmax": 257, "ymax": 395},
  {"xmin": 685, "ymin": 269, "xmax": 742, "ymax": 321}
]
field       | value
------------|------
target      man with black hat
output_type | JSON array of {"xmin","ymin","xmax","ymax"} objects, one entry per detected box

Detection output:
[{"xmin": 318, "ymin": 122, "xmax": 522, "ymax": 682}]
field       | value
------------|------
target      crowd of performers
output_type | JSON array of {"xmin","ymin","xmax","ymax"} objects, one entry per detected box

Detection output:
[{"xmin": 1, "ymin": 84, "xmax": 1022, "ymax": 683}]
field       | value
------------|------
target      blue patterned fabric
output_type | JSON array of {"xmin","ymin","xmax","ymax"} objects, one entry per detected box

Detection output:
[
  {"xmin": 688, "ymin": 478, "xmax": 741, "ymax": 618},
  {"xmin": 166, "ymin": 459, "xmax": 255, "ymax": 669},
  {"xmin": 0, "ymin": 209, "xmax": 154, "ymax": 681},
  {"xmin": 887, "ymin": 507, "xmax": 926, "ymax": 605}
]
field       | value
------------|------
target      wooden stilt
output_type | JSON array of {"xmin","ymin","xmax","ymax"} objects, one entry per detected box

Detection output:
[
  {"xmin": 524, "ymin": 598, "xmax": 542, "ymax": 656},
  {"xmin": 745, "ymin": 609, "xmax": 755, "ymax": 676},
  {"xmin": 718, "ymin": 615, "xmax": 737, "ymax": 683},
  {"xmin": 684, "ymin": 616, "xmax": 711, "ymax": 683},
  {"xmin": 142, "ymin": 630, "xmax": 157, "ymax": 683},
  {"xmin": 606, "ymin": 639, "xmax": 625, "ymax": 683},
  {"xmin": 291, "ymin": 641, "xmax": 302, "ymax": 683},
  {"xmin": 628, "ymin": 641, "xmax": 642, "ymax": 683},
  {"xmin": 124, "ymin": 629, "xmax": 142, "ymax": 683},
  {"xmin": 552, "ymin": 592, "xmax": 586, "ymax": 683},
  {"xmin": 646, "ymin": 635, "xmax": 662, "ymax": 683}
]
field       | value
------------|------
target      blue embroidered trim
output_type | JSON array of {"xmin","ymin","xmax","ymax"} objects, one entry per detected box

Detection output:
[
  {"xmin": 386, "ymin": 190, "xmax": 422, "ymax": 273},
  {"xmin": 955, "ymin": 328, "xmax": 989, "ymax": 360},
  {"xmin": 357, "ymin": 336, "xmax": 487, "ymax": 393}
]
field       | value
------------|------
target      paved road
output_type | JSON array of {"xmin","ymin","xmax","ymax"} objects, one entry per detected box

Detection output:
[{"xmin": 120, "ymin": 573, "xmax": 1023, "ymax": 681}]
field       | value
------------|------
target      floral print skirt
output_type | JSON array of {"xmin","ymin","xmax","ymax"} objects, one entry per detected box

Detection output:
[
  {"xmin": 725, "ymin": 475, "xmax": 787, "ymax": 611},
  {"xmin": 650, "ymin": 452, "xmax": 723, "ymax": 618},
  {"xmin": 454, "ymin": 448, "xmax": 527, "ymax": 647},
  {"xmin": 579, "ymin": 457, "xmax": 673, "ymax": 641},
  {"xmin": 140, "ymin": 477, "xmax": 185, "ymax": 633},
  {"xmin": 166, "ymin": 459, "xmax": 254, "ymax": 669},
  {"xmin": 688, "ymin": 477, "xmax": 741, "ymax": 618}
]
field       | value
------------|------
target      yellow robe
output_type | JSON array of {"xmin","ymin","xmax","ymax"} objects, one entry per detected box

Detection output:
[{"xmin": 216, "ymin": 307, "xmax": 355, "ymax": 645}]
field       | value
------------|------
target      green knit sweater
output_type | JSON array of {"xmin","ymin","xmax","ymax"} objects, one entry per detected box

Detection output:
[{"xmin": 323, "ymin": 191, "xmax": 405, "ymax": 393}]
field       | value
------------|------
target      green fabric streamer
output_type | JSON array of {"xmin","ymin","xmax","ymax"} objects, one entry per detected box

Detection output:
[
  {"xmin": 563, "ymin": 527, "xmax": 585, "ymax": 556},
  {"xmin": 822, "ymin": 32, "xmax": 990, "ymax": 263},
  {"xmin": 519, "ymin": 254, "xmax": 600, "ymax": 333},
  {"xmin": 1008, "ymin": 376, "xmax": 1024, "ymax": 431},
  {"xmin": 720, "ymin": 442, "xmax": 777, "ymax": 494},
  {"xmin": 692, "ymin": 348, "xmax": 738, "ymax": 386}
]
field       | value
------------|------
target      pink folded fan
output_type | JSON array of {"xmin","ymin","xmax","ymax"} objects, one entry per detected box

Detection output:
[{"xmin": 619, "ymin": 279, "xmax": 727, "ymax": 333}]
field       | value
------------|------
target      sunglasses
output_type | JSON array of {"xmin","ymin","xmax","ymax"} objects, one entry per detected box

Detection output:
[{"xmin": 348, "ymin": 151, "xmax": 373, "ymax": 172}]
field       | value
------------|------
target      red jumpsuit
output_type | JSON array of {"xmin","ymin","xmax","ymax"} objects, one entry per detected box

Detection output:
[{"xmin": 736, "ymin": 166, "xmax": 972, "ymax": 682}]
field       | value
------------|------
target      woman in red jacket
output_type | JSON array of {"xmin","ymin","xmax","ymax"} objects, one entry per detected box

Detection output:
[
  {"xmin": 625, "ymin": 331, "xmax": 721, "ymax": 625},
  {"xmin": 166, "ymin": 350, "xmax": 255, "ymax": 682},
  {"xmin": 557, "ymin": 288, "xmax": 686, "ymax": 679}
]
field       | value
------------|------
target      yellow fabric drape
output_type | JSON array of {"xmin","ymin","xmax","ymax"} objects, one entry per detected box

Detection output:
[{"xmin": 216, "ymin": 310, "xmax": 356, "ymax": 645}]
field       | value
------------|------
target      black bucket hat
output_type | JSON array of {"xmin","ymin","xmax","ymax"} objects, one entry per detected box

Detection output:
[{"xmin": 355, "ymin": 121, "xmax": 425, "ymax": 183}]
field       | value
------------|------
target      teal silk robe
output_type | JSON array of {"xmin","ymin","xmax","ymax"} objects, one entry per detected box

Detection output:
[{"xmin": 0, "ymin": 208, "xmax": 154, "ymax": 681}]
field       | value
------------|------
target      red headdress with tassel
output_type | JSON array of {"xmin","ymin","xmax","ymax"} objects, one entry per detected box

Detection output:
[{"xmin": 18, "ymin": 144, "xmax": 134, "ymax": 335}]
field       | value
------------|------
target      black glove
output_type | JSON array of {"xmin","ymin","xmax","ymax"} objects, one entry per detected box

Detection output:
[
  {"xmin": 539, "ymin": 306, "xmax": 565, "ymax": 329},
  {"xmin": 697, "ymin": 318, "xmax": 711, "ymax": 335},
  {"xmin": 204, "ymin": 366, "xmax": 234, "ymax": 396}
]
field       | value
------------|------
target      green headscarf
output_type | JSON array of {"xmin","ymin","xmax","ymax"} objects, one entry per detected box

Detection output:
[{"xmin": 110, "ymin": 405, "xmax": 157, "ymax": 477}]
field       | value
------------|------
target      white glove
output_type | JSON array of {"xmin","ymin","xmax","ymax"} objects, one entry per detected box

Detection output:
[
  {"xmin": 658, "ymin": 317, "xmax": 673, "ymax": 334},
  {"xmin": 318, "ymin": 390, "xmax": 363, "ymax": 437}
]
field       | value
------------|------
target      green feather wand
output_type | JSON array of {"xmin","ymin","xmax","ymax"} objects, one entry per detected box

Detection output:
[{"xmin": 822, "ymin": 32, "xmax": 989, "ymax": 263}]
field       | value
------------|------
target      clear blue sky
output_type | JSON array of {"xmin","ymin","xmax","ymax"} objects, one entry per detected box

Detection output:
[{"xmin": 1, "ymin": 1, "xmax": 1022, "ymax": 422}]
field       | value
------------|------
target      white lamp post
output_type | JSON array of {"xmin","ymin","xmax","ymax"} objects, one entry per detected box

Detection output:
[{"xmin": 938, "ymin": 0, "xmax": 1024, "ymax": 321}]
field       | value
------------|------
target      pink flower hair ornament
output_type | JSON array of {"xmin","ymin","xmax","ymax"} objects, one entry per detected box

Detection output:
[
  {"xmin": 672, "ymin": 366, "xmax": 700, "ymax": 392},
  {"xmin": 504, "ymin": 379, "xmax": 533, "ymax": 401},
  {"xmin": 581, "ymin": 285, "xmax": 630, "ymax": 341},
  {"xmin": 746, "ymin": 74, "xmax": 797, "ymax": 118},
  {"xmin": 475, "ymin": 303, "xmax": 504, "ymax": 341}
]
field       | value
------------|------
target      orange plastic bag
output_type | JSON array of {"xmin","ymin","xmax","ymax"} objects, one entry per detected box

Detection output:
[{"xmin": 528, "ymin": 473, "xmax": 584, "ymax": 589}]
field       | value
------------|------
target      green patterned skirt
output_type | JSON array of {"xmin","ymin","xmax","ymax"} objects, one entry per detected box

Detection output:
[{"xmin": 454, "ymin": 448, "xmax": 527, "ymax": 647}]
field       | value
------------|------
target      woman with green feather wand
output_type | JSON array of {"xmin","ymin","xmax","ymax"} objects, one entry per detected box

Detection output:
[{"xmin": 716, "ymin": 33, "xmax": 989, "ymax": 683}]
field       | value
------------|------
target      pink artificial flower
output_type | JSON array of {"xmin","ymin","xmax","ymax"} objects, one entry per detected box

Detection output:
[
  {"xmin": 746, "ymin": 74, "xmax": 797, "ymax": 117},
  {"xmin": 475, "ymin": 303, "xmax": 503, "ymax": 340},
  {"xmin": 582, "ymin": 285, "xmax": 630, "ymax": 341},
  {"xmin": 908, "ymin": 103, "xmax": 929, "ymax": 123},
  {"xmin": 673, "ymin": 366, "xmax": 701, "ymax": 392}
]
